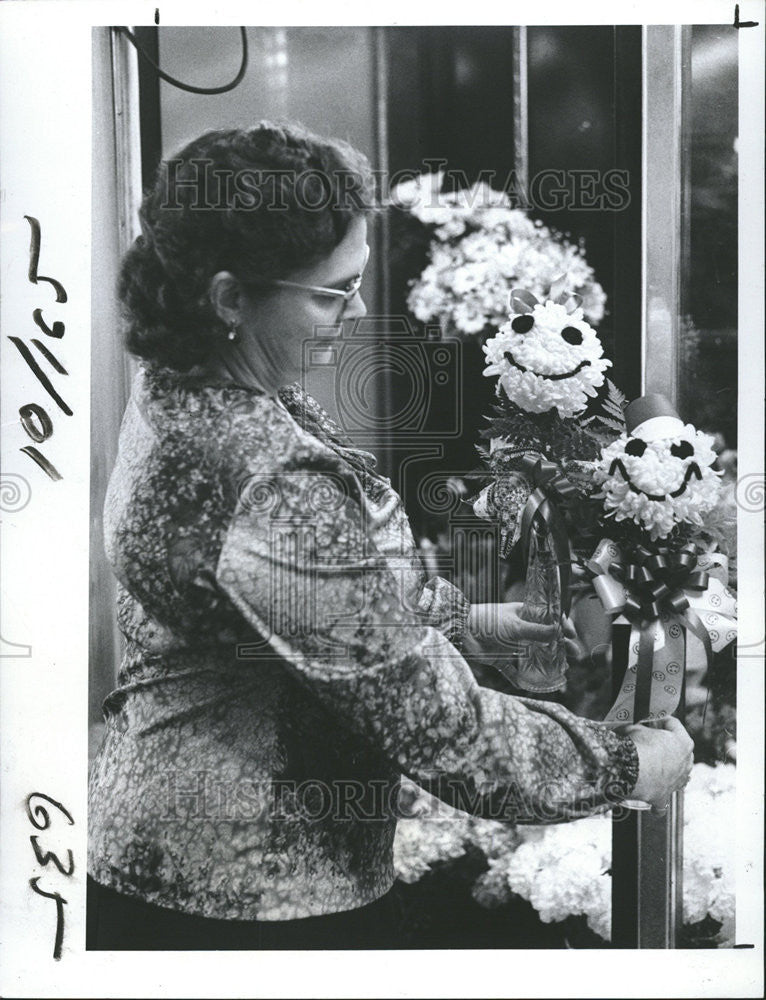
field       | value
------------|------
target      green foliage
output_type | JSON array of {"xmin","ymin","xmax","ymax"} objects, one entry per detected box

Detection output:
[
  {"xmin": 480, "ymin": 393, "xmax": 603, "ymax": 465},
  {"xmin": 581, "ymin": 379, "xmax": 628, "ymax": 443},
  {"xmin": 603, "ymin": 379, "xmax": 628, "ymax": 423}
]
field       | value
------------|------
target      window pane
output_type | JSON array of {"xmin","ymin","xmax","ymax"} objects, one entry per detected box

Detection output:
[
  {"xmin": 156, "ymin": 27, "xmax": 380, "ymax": 429},
  {"xmin": 679, "ymin": 26, "xmax": 738, "ymax": 452}
]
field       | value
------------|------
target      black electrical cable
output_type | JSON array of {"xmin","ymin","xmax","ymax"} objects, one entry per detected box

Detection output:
[{"xmin": 115, "ymin": 26, "xmax": 249, "ymax": 95}]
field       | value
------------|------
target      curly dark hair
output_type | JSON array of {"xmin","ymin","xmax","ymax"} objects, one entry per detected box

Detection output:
[{"xmin": 118, "ymin": 121, "xmax": 376, "ymax": 371}]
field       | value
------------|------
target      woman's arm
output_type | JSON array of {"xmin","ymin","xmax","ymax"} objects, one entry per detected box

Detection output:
[
  {"xmin": 416, "ymin": 580, "xmax": 584, "ymax": 658},
  {"xmin": 415, "ymin": 576, "xmax": 472, "ymax": 646},
  {"xmin": 216, "ymin": 461, "xmax": 642, "ymax": 823}
]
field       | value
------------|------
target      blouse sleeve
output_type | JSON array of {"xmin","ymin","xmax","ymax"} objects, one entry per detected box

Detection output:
[
  {"xmin": 215, "ymin": 458, "xmax": 638, "ymax": 823},
  {"xmin": 416, "ymin": 576, "xmax": 472, "ymax": 647}
]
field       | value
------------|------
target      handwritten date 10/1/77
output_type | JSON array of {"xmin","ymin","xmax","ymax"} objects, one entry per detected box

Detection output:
[
  {"xmin": 26, "ymin": 792, "xmax": 75, "ymax": 961},
  {"xmin": 7, "ymin": 216, "xmax": 72, "ymax": 482}
]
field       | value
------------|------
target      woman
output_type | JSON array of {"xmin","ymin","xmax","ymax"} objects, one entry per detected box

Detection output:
[{"xmin": 87, "ymin": 122, "xmax": 693, "ymax": 950}]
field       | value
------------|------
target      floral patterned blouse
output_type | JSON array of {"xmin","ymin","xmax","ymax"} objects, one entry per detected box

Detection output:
[{"xmin": 88, "ymin": 365, "xmax": 639, "ymax": 922}]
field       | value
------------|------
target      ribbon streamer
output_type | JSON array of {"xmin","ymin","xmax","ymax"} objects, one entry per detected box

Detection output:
[
  {"xmin": 518, "ymin": 453, "xmax": 577, "ymax": 616},
  {"xmin": 585, "ymin": 538, "xmax": 737, "ymax": 724}
]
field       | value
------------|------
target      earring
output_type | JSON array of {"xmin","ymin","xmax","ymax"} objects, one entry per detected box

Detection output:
[{"xmin": 227, "ymin": 323, "xmax": 238, "ymax": 342}]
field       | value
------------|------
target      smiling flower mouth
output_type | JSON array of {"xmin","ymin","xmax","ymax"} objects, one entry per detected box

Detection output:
[
  {"xmin": 608, "ymin": 457, "xmax": 703, "ymax": 500},
  {"xmin": 503, "ymin": 351, "xmax": 591, "ymax": 381}
]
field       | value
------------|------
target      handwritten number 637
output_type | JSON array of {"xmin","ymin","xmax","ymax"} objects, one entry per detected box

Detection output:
[{"xmin": 26, "ymin": 792, "xmax": 75, "ymax": 961}]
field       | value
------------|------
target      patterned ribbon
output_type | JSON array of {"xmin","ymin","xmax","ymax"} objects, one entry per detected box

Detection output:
[
  {"xmin": 585, "ymin": 538, "xmax": 737, "ymax": 723},
  {"xmin": 518, "ymin": 453, "xmax": 577, "ymax": 616}
]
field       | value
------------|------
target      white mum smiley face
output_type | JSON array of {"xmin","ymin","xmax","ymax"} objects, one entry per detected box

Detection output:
[
  {"xmin": 595, "ymin": 426, "xmax": 721, "ymax": 539},
  {"xmin": 504, "ymin": 310, "xmax": 593, "ymax": 379},
  {"xmin": 483, "ymin": 300, "xmax": 611, "ymax": 418},
  {"xmin": 610, "ymin": 435, "xmax": 706, "ymax": 499}
]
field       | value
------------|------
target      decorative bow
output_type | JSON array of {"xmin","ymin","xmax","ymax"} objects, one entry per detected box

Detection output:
[
  {"xmin": 594, "ymin": 542, "xmax": 708, "ymax": 616},
  {"xmin": 518, "ymin": 452, "xmax": 578, "ymax": 615},
  {"xmin": 585, "ymin": 538, "xmax": 737, "ymax": 723},
  {"xmin": 509, "ymin": 275, "xmax": 583, "ymax": 317}
]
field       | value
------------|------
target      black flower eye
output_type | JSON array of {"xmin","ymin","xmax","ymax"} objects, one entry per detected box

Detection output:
[
  {"xmin": 670, "ymin": 441, "xmax": 694, "ymax": 459},
  {"xmin": 561, "ymin": 326, "xmax": 583, "ymax": 345},
  {"xmin": 511, "ymin": 314, "xmax": 535, "ymax": 334},
  {"xmin": 625, "ymin": 438, "xmax": 647, "ymax": 457}
]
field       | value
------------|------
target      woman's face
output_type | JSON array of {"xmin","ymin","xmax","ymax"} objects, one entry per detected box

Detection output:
[{"xmin": 234, "ymin": 214, "xmax": 369, "ymax": 391}]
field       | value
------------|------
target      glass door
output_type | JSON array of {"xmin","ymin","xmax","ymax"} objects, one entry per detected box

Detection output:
[{"xmin": 613, "ymin": 23, "xmax": 739, "ymax": 949}]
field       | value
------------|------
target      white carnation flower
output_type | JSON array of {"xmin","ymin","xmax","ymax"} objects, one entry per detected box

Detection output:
[{"xmin": 505, "ymin": 816, "xmax": 612, "ymax": 933}]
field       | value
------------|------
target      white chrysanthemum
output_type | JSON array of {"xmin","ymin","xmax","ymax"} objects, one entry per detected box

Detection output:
[
  {"xmin": 400, "ymin": 176, "xmax": 607, "ymax": 337},
  {"xmin": 593, "ymin": 425, "xmax": 722, "ymax": 540},
  {"xmin": 392, "ymin": 780, "xmax": 472, "ymax": 883},
  {"xmin": 503, "ymin": 815, "xmax": 611, "ymax": 933},
  {"xmin": 472, "ymin": 859, "xmax": 515, "ymax": 909},
  {"xmin": 482, "ymin": 300, "xmax": 611, "ymax": 417},
  {"xmin": 393, "ymin": 815, "xmax": 470, "ymax": 883},
  {"xmin": 683, "ymin": 763, "xmax": 736, "ymax": 942},
  {"xmin": 453, "ymin": 300, "xmax": 489, "ymax": 334},
  {"xmin": 466, "ymin": 764, "xmax": 736, "ymax": 945}
]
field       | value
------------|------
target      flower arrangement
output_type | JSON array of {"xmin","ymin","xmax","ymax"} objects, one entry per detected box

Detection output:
[
  {"xmin": 393, "ymin": 764, "xmax": 737, "ymax": 947},
  {"xmin": 594, "ymin": 420, "xmax": 723, "ymax": 542},
  {"xmin": 483, "ymin": 294, "xmax": 612, "ymax": 419},
  {"xmin": 469, "ymin": 279, "xmax": 618, "ymax": 562},
  {"xmin": 391, "ymin": 188, "xmax": 739, "ymax": 944},
  {"xmin": 391, "ymin": 172, "xmax": 606, "ymax": 339},
  {"xmin": 469, "ymin": 273, "xmax": 738, "ymax": 729},
  {"xmin": 466, "ymin": 280, "xmax": 617, "ymax": 692}
]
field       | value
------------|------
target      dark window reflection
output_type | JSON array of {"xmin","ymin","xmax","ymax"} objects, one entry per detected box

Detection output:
[{"xmin": 680, "ymin": 26, "xmax": 738, "ymax": 452}]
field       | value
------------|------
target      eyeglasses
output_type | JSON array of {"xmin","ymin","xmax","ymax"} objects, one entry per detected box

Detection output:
[{"xmin": 248, "ymin": 245, "xmax": 370, "ymax": 305}]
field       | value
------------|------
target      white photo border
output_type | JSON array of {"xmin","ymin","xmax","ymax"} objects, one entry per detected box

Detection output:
[{"xmin": 0, "ymin": 2, "xmax": 762, "ymax": 997}]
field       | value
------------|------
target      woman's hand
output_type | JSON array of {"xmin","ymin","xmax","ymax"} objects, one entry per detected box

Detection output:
[
  {"xmin": 465, "ymin": 603, "xmax": 585, "ymax": 665},
  {"xmin": 621, "ymin": 717, "xmax": 695, "ymax": 815}
]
